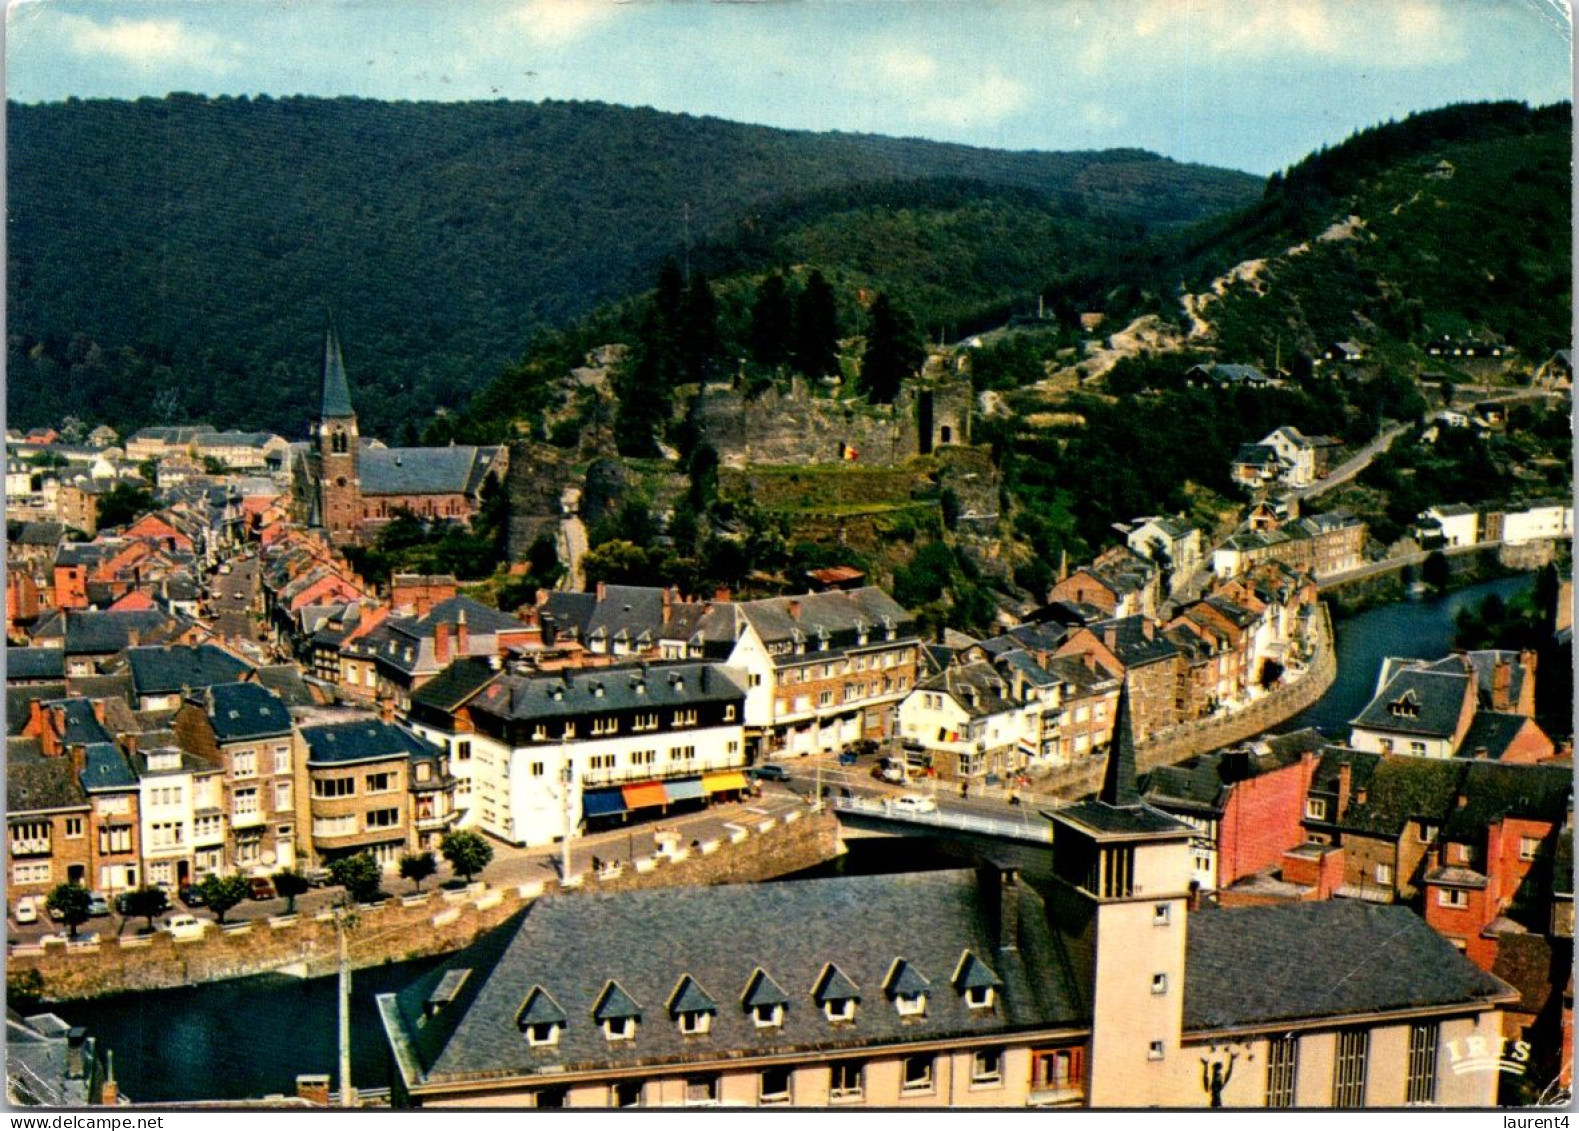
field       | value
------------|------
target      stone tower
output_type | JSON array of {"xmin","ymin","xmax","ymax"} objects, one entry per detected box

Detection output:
[{"xmin": 316, "ymin": 321, "xmax": 362, "ymax": 546}]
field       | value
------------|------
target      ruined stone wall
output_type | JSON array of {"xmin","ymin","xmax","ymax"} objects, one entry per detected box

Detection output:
[
  {"xmin": 691, "ymin": 382, "xmax": 922, "ymax": 468},
  {"xmin": 15, "ymin": 814, "xmax": 841, "ymax": 1002},
  {"xmin": 505, "ymin": 440, "xmax": 578, "ymax": 562}
]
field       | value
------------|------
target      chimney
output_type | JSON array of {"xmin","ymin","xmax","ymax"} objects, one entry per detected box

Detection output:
[
  {"xmin": 714, "ymin": 587, "xmax": 731, "ymax": 603},
  {"xmin": 1491, "ymin": 656, "xmax": 1513, "ymax": 711},
  {"xmin": 1472, "ymin": 746, "xmax": 1489, "ymax": 761},
  {"xmin": 90, "ymin": 700, "xmax": 106, "ymax": 725},
  {"xmin": 662, "ymin": 587, "xmax": 673, "ymax": 626},
  {"xmin": 434, "ymin": 621, "xmax": 451, "ymax": 665},
  {"xmin": 99, "ymin": 1050, "xmax": 118, "ymax": 1106},
  {"xmin": 456, "ymin": 608, "xmax": 470, "ymax": 656},
  {"xmin": 68, "ymin": 744, "xmax": 88, "ymax": 780},
  {"xmin": 1103, "ymin": 626, "xmax": 1117, "ymax": 651},
  {"xmin": 66, "ymin": 1028, "xmax": 87, "ymax": 1079},
  {"xmin": 1456, "ymin": 792, "xmax": 1469, "ymax": 808},
  {"xmin": 296, "ymin": 1074, "xmax": 331, "ymax": 1107},
  {"xmin": 1353, "ymin": 785, "xmax": 1367, "ymax": 806},
  {"xmin": 788, "ymin": 599, "xmax": 801, "ymax": 621},
  {"xmin": 596, "ymin": 581, "xmax": 608, "ymax": 601},
  {"xmin": 1142, "ymin": 619, "xmax": 1154, "ymax": 641},
  {"xmin": 1336, "ymin": 762, "xmax": 1352, "ymax": 820},
  {"xmin": 127, "ymin": 630, "xmax": 140, "ymax": 648}
]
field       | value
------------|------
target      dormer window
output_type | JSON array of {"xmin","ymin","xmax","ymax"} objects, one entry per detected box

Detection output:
[
  {"xmin": 884, "ymin": 958, "xmax": 930, "ymax": 1019},
  {"xmin": 966, "ymin": 985, "xmax": 995, "ymax": 1010},
  {"xmin": 515, "ymin": 986, "xmax": 566, "ymax": 1048},
  {"xmin": 742, "ymin": 968, "xmax": 789, "ymax": 1030},
  {"xmin": 668, "ymin": 974, "xmax": 717, "ymax": 1037},
  {"xmin": 593, "ymin": 980, "xmax": 641, "ymax": 1044},
  {"xmin": 952, "ymin": 951, "xmax": 1003, "ymax": 1010},
  {"xmin": 753, "ymin": 1003, "xmax": 783, "ymax": 1028},
  {"xmin": 813, "ymin": 963, "xmax": 860, "ymax": 1024}
]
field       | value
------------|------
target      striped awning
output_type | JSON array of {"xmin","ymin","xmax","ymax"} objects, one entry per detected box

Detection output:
[
  {"xmin": 583, "ymin": 788, "xmax": 627, "ymax": 819},
  {"xmin": 622, "ymin": 781, "xmax": 668, "ymax": 810},
  {"xmin": 665, "ymin": 778, "xmax": 706, "ymax": 803},
  {"xmin": 702, "ymin": 771, "xmax": 748, "ymax": 794}
]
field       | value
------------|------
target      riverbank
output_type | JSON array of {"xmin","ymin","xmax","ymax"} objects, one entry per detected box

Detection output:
[
  {"xmin": 10, "ymin": 812, "xmax": 841, "ymax": 1004},
  {"xmin": 1322, "ymin": 544, "xmax": 1557, "ymax": 618}
]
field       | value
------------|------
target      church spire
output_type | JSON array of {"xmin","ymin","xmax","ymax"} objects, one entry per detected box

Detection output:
[
  {"xmin": 321, "ymin": 317, "xmax": 354, "ymax": 419},
  {"xmin": 1099, "ymin": 683, "xmax": 1140, "ymax": 807}
]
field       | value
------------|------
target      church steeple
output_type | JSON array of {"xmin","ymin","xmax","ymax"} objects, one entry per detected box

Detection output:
[
  {"xmin": 321, "ymin": 318, "xmax": 355, "ymax": 420},
  {"xmin": 1099, "ymin": 685, "xmax": 1140, "ymax": 807}
]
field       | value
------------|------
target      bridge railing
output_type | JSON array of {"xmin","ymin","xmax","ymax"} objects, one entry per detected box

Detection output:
[{"xmin": 830, "ymin": 795, "xmax": 1054, "ymax": 843}]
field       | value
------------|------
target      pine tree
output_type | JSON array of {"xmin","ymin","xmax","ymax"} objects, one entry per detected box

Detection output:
[
  {"xmin": 860, "ymin": 293, "xmax": 922, "ymax": 403},
  {"xmin": 793, "ymin": 270, "xmax": 841, "ymax": 379},
  {"xmin": 749, "ymin": 272, "xmax": 794, "ymax": 370},
  {"xmin": 681, "ymin": 271, "xmax": 720, "ymax": 386}
]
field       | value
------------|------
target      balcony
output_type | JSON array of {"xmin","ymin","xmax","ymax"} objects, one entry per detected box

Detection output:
[
  {"xmin": 1027, "ymin": 1085, "xmax": 1085, "ymax": 1107},
  {"xmin": 415, "ymin": 810, "xmax": 459, "ymax": 832},
  {"xmin": 230, "ymin": 810, "xmax": 266, "ymax": 830},
  {"xmin": 9, "ymin": 837, "xmax": 51, "ymax": 858}
]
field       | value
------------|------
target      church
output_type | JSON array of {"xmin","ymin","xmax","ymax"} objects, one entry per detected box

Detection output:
[{"xmin": 293, "ymin": 324, "xmax": 507, "ymax": 547}]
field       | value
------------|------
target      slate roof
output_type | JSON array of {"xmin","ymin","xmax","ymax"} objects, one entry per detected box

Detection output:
[
  {"xmin": 408, "ymin": 657, "xmax": 500, "ymax": 715},
  {"xmin": 730, "ymin": 587, "xmax": 918, "ymax": 656},
  {"xmin": 7, "ymin": 648, "xmax": 66, "ymax": 683},
  {"xmin": 1424, "ymin": 650, "xmax": 1532, "ymax": 712},
  {"xmin": 1458, "ymin": 711, "xmax": 1535, "ymax": 762},
  {"xmin": 321, "ymin": 322, "xmax": 354, "ymax": 418},
  {"xmin": 468, "ymin": 663, "xmax": 745, "ymax": 725},
  {"xmin": 884, "ymin": 960, "xmax": 931, "ymax": 998},
  {"xmin": 1350, "ymin": 667, "xmax": 1471, "ymax": 739},
  {"xmin": 39, "ymin": 698, "xmax": 116, "ymax": 747},
  {"xmin": 127, "ymin": 645, "xmax": 252, "ymax": 697},
  {"xmin": 360, "ymin": 447, "xmax": 499, "ymax": 498},
  {"xmin": 301, "ymin": 719, "xmax": 440, "ymax": 766},
  {"xmin": 80, "ymin": 742, "xmax": 139, "ymax": 792},
  {"xmin": 1086, "ymin": 615, "xmax": 1179, "ymax": 669},
  {"xmin": 7, "ymin": 684, "xmax": 67, "ymax": 734},
  {"xmin": 741, "ymin": 970, "xmax": 789, "ymax": 1010},
  {"xmin": 58, "ymin": 609, "xmax": 190, "ymax": 656},
  {"xmin": 915, "ymin": 662, "xmax": 1018, "ymax": 719},
  {"xmin": 1183, "ymin": 902, "xmax": 1516, "ymax": 1032},
  {"xmin": 16, "ymin": 522, "xmax": 64, "ymax": 547},
  {"xmin": 7, "ymin": 743, "xmax": 89, "ymax": 813},
  {"xmin": 668, "ymin": 975, "xmax": 717, "ymax": 1015},
  {"xmin": 517, "ymin": 988, "xmax": 567, "ymax": 1027},
  {"xmin": 592, "ymin": 981, "xmax": 642, "ymax": 1023},
  {"xmin": 1442, "ymin": 762, "xmax": 1572, "ymax": 841},
  {"xmin": 202, "ymin": 682, "xmax": 294, "ymax": 742},
  {"xmin": 254, "ymin": 664, "xmax": 319, "ymax": 708},
  {"xmin": 381, "ymin": 868, "xmax": 1080, "ymax": 1087},
  {"xmin": 1332, "ymin": 755, "xmax": 1461, "ymax": 838}
]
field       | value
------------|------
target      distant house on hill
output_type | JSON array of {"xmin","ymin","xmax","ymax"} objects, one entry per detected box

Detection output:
[{"xmin": 1183, "ymin": 363, "xmax": 1277, "ymax": 389}]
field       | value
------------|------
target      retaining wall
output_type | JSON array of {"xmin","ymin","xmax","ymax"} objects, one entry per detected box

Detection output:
[{"xmin": 14, "ymin": 814, "xmax": 841, "ymax": 1003}]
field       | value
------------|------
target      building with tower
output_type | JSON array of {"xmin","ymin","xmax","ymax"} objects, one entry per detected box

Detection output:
[{"xmin": 294, "ymin": 324, "xmax": 507, "ymax": 547}]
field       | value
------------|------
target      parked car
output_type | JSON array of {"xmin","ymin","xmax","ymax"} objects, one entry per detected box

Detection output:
[
  {"xmin": 301, "ymin": 866, "xmax": 334, "ymax": 888},
  {"xmin": 247, "ymin": 876, "xmax": 277, "ymax": 901},
  {"xmin": 876, "ymin": 758, "xmax": 907, "ymax": 784},
  {"xmin": 179, "ymin": 884, "xmax": 207, "ymax": 908},
  {"xmin": 887, "ymin": 793, "xmax": 938, "ymax": 815},
  {"xmin": 88, "ymin": 893, "xmax": 112, "ymax": 917},
  {"xmin": 837, "ymin": 749, "xmax": 860, "ymax": 766},
  {"xmin": 749, "ymin": 764, "xmax": 790, "ymax": 782},
  {"xmin": 14, "ymin": 896, "xmax": 39, "ymax": 924},
  {"xmin": 159, "ymin": 914, "xmax": 208, "ymax": 940}
]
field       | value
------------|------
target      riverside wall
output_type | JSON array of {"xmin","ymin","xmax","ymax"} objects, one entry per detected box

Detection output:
[
  {"xmin": 13, "ymin": 813, "xmax": 842, "ymax": 1003},
  {"xmin": 1034, "ymin": 603, "xmax": 1339, "ymax": 801}
]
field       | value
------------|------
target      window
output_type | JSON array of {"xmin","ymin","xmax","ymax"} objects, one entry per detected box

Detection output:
[
  {"xmin": 748, "ymin": 674, "xmax": 763, "ymax": 688},
  {"xmin": 1420, "ymin": 823, "xmax": 1439, "ymax": 843},
  {"xmin": 603, "ymin": 1017, "xmax": 635, "ymax": 1042},
  {"xmin": 1265, "ymin": 1034, "xmax": 1298, "ymax": 1108},
  {"xmin": 819, "ymin": 690, "xmax": 833, "ymax": 707},
  {"xmin": 313, "ymin": 815, "xmax": 357, "ymax": 838},
  {"xmin": 273, "ymin": 746, "xmax": 292, "ymax": 775},
  {"xmin": 901, "ymin": 1054, "xmax": 934, "ymax": 1093},
  {"xmin": 678, "ymin": 1010, "xmax": 711, "ymax": 1035},
  {"xmin": 669, "ymin": 745, "xmax": 696, "ymax": 763},
  {"xmin": 232, "ymin": 750, "xmax": 256, "ymax": 778},
  {"xmin": 631, "ymin": 750, "xmax": 656, "ymax": 767},
  {"xmin": 895, "ymin": 991, "xmax": 927, "ymax": 1017},
  {"xmin": 1153, "ymin": 904, "xmax": 1171, "ymax": 926},
  {"xmin": 1409, "ymin": 741, "xmax": 1427, "ymax": 756},
  {"xmin": 1438, "ymin": 888, "xmax": 1469, "ymax": 908},
  {"xmin": 683, "ymin": 1076, "xmax": 719, "ymax": 1106},
  {"xmin": 1305, "ymin": 797, "xmax": 1327, "ymax": 820},
  {"xmin": 1100, "ymin": 846, "xmax": 1134, "ymax": 898},
  {"xmin": 1519, "ymin": 836, "xmax": 1541, "ymax": 861},
  {"xmin": 234, "ymin": 788, "xmax": 259, "ymax": 817},
  {"xmin": 971, "ymin": 1048, "xmax": 1003, "ymax": 1086},
  {"xmin": 415, "ymin": 763, "xmax": 431, "ymax": 783},
  {"xmin": 366, "ymin": 772, "xmax": 394, "ymax": 794},
  {"xmin": 455, "ymin": 740, "xmax": 471, "ymax": 762},
  {"xmin": 1150, "ymin": 973, "xmax": 1168, "ymax": 995},
  {"xmin": 531, "ymin": 762, "xmax": 545, "ymax": 777},
  {"xmin": 759, "ymin": 1066, "xmax": 792, "ymax": 1105},
  {"xmin": 673, "ymin": 710, "xmax": 697, "ymax": 727},
  {"xmin": 562, "ymin": 723, "xmax": 576, "ymax": 739},
  {"xmin": 1375, "ymin": 863, "xmax": 1393, "ymax": 885},
  {"xmin": 64, "ymin": 818, "xmax": 83, "ymax": 839},
  {"xmin": 611, "ymin": 1081, "xmax": 642, "ymax": 1108},
  {"xmin": 532, "ymin": 726, "xmax": 548, "ymax": 742},
  {"xmin": 1332, "ymin": 1029, "xmax": 1368, "ymax": 1108},
  {"xmin": 533, "ymin": 1086, "xmax": 567, "ymax": 1109},
  {"xmin": 313, "ymin": 777, "xmax": 355, "ymax": 799},
  {"xmin": 13, "ymin": 862, "xmax": 50, "ymax": 885},
  {"xmin": 753, "ymin": 1003, "xmax": 783, "ymax": 1029},
  {"xmin": 274, "ymin": 781, "xmax": 293, "ymax": 812},
  {"xmin": 824, "ymin": 998, "xmax": 855, "ymax": 1023},
  {"xmin": 966, "ymin": 985, "xmax": 994, "ymax": 1010},
  {"xmin": 591, "ymin": 717, "xmax": 618, "ymax": 736},
  {"xmin": 724, "ymin": 705, "xmax": 737, "ymax": 721},
  {"xmin": 829, "ymin": 1061, "xmax": 864, "ymax": 1102},
  {"xmin": 1406, "ymin": 1022, "xmax": 1439, "ymax": 1105},
  {"xmin": 149, "ymin": 822, "xmax": 185, "ymax": 849},
  {"xmin": 525, "ymin": 1022, "xmax": 560, "ymax": 1048},
  {"xmin": 366, "ymin": 808, "xmax": 401, "ymax": 830},
  {"xmin": 1147, "ymin": 1041, "xmax": 1165, "ymax": 1061},
  {"xmin": 589, "ymin": 754, "xmax": 616, "ymax": 772},
  {"xmin": 10, "ymin": 822, "xmax": 50, "ymax": 854}
]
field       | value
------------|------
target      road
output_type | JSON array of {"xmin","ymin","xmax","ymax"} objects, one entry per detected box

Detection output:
[
  {"xmin": 209, "ymin": 553, "xmax": 264, "ymax": 643},
  {"xmin": 560, "ymin": 515, "xmax": 588, "ymax": 592},
  {"xmin": 1290, "ymin": 421, "xmax": 1408, "ymax": 503}
]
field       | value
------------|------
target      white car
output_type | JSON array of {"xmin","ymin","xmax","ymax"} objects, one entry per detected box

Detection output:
[
  {"xmin": 159, "ymin": 914, "xmax": 209, "ymax": 940},
  {"xmin": 14, "ymin": 896, "xmax": 38, "ymax": 924},
  {"xmin": 888, "ymin": 793, "xmax": 938, "ymax": 815}
]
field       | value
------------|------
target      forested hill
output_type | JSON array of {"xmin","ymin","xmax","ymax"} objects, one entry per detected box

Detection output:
[{"xmin": 6, "ymin": 95, "xmax": 1260, "ymax": 437}]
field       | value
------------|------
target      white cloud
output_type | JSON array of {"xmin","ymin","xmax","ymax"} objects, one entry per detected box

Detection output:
[
  {"xmin": 1127, "ymin": 0, "xmax": 1468, "ymax": 66},
  {"xmin": 873, "ymin": 47, "xmax": 940, "ymax": 85},
  {"xmin": 55, "ymin": 13, "xmax": 243, "ymax": 72},
  {"xmin": 914, "ymin": 70, "xmax": 1029, "ymax": 130},
  {"xmin": 511, "ymin": 0, "xmax": 618, "ymax": 46}
]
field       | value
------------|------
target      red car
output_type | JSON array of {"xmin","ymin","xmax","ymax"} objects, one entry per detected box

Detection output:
[{"xmin": 247, "ymin": 877, "xmax": 276, "ymax": 901}]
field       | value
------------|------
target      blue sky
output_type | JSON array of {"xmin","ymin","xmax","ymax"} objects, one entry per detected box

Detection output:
[{"xmin": 6, "ymin": 0, "xmax": 1572, "ymax": 173}]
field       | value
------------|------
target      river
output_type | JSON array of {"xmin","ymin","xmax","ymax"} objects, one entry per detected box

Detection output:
[
  {"xmin": 46, "ymin": 576, "xmax": 1538, "ymax": 1103},
  {"xmin": 1288, "ymin": 573, "xmax": 1536, "ymax": 735}
]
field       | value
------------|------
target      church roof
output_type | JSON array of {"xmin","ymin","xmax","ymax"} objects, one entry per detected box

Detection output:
[
  {"xmin": 321, "ymin": 321, "xmax": 355, "ymax": 419},
  {"xmin": 361, "ymin": 447, "xmax": 498, "ymax": 498}
]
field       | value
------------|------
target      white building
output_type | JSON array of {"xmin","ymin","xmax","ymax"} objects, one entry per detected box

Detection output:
[
  {"xmin": 461, "ymin": 663, "xmax": 749, "ymax": 848},
  {"xmin": 1418, "ymin": 504, "xmax": 1480, "ymax": 547},
  {"xmin": 1501, "ymin": 500, "xmax": 1573, "ymax": 545}
]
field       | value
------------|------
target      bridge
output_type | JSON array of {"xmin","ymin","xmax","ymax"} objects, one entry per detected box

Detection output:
[{"xmin": 828, "ymin": 795, "xmax": 1056, "ymax": 845}]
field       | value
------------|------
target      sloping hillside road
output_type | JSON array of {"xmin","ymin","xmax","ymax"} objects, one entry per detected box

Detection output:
[{"xmin": 1291, "ymin": 421, "xmax": 1409, "ymax": 503}]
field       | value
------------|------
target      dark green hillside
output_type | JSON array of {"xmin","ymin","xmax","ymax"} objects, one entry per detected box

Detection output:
[{"xmin": 6, "ymin": 95, "xmax": 1260, "ymax": 436}]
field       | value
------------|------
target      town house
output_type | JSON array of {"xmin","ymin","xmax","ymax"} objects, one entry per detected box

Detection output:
[{"xmin": 299, "ymin": 715, "xmax": 436, "ymax": 870}]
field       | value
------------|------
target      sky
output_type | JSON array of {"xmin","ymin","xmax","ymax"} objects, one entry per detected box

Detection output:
[{"xmin": 5, "ymin": 0, "xmax": 1573, "ymax": 174}]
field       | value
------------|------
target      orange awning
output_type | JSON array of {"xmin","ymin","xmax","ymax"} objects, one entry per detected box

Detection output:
[
  {"xmin": 702, "ymin": 772, "xmax": 748, "ymax": 794},
  {"xmin": 622, "ymin": 781, "xmax": 668, "ymax": 810}
]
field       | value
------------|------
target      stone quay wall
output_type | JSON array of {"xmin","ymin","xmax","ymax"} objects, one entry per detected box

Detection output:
[{"xmin": 14, "ymin": 814, "xmax": 842, "ymax": 1003}]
